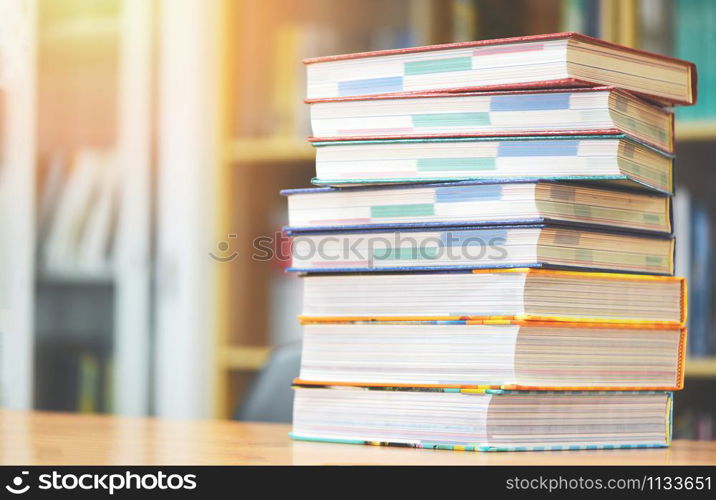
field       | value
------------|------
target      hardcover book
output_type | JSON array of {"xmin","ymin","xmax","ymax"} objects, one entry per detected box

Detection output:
[
  {"xmin": 296, "ymin": 320, "xmax": 686, "ymax": 390},
  {"xmin": 310, "ymin": 135, "xmax": 673, "ymax": 194},
  {"xmin": 283, "ymin": 180, "xmax": 672, "ymax": 234},
  {"xmin": 287, "ymin": 224, "xmax": 674, "ymax": 275},
  {"xmin": 299, "ymin": 268, "xmax": 686, "ymax": 325},
  {"xmin": 292, "ymin": 385, "xmax": 674, "ymax": 451},
  {"xmin": 304, "ymin": 32, "xmax": 696, "ymax": 106},
  {"xmin": 308, "ymin": 87, "xmax": 674, "ymax": 153}
]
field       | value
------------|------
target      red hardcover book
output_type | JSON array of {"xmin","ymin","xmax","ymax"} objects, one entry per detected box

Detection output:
[
  {"xmin": 304, "ymin": 32, "xmax": 697, "ymax": 107},
  {"xmin": 306, "ymin": 86, "xmax": 675, "ymax": 153}
]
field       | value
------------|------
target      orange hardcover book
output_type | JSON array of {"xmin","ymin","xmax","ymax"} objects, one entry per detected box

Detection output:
[
  {"xmin": 300, "ymin": 268, "xmax": 687, "ymax": 327},
  {"xmin": 295, "ymin": 318, "xmax": 686, "ymax": 391}
]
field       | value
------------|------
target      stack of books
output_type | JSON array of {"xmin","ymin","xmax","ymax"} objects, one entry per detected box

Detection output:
[{"xmin": 284, "ymin": 33, "xmax": 696, "ymax": 451}]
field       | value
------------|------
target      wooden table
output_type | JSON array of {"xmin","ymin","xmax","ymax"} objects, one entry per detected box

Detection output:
[{"xmin": 1, "ymin": 410, "xmax": 715, "ymax": 465}]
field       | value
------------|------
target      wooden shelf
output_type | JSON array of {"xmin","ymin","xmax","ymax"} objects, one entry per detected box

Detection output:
[
  {"xmin": 676, "ymin": 120, "xmax": 716, "ymax": 141},
  {"xmin": 225, "ymin": 138, "xmax": 314, "ymax": 163},
  {"xmin": 37, "ymin": 268, "xmax": 114, "ymax": 285},
  {"xmin": 220, "ymin": 345, "xmax": 272, "ymax": 371},
  {"xmin": 42, "ymin": 18, "xmax": 119, "ymax": 43},
  {"xmin": 218, "ymin": 349, "xmax": 716, "ymax": 377},
  {"xmin": 685, "ymin": 357, "xmax": 716, "ymax": 377}
]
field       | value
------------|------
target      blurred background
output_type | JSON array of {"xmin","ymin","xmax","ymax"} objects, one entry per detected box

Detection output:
[{"xmin": 0, "ymin": 0, "xmax": 714, "ymax": 439}]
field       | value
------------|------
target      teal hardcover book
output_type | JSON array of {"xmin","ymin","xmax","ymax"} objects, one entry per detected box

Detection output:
[
  {"xmin": 309, "ymin": 135, "xmax": 674, "ymax": 194},
  {"xmin": 291, "ymin": 385, "xmax": 673, "ymax": 452}
]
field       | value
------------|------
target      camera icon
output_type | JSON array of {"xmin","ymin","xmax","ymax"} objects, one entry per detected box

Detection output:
[{"xmin": 5, "ymin": 471, "xmax": 30, "ymax": 494}]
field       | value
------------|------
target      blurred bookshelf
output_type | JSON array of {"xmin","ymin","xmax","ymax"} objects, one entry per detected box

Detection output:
[
  {"xmin": 676, "ymin": 121, "xmax": 716, "ymax": 141},
  {"xmin": 225, "ymin": 138, "xmax": 314, "ymax": 163},
  {"xmin": 670, "ymin": 0, "xmax": 716, "ymax": 441},
  {"xmin": 0, "ymin": 0, "xmax": 36, "ymax": 410},
  {"xmin": 213, "ymin": 0, "xmax": 716, "ymax": 442},
  {"xmin": 687, "ymin": 358, "xmax": 716, "ymax": 377},
  {"xmin": 0, "ymin": 0, "xmax": 154, "ymax": 417},
  {"xmin": 221, "ymin": 345, "xmax": 272, "ymax": 371}
]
